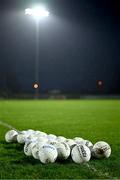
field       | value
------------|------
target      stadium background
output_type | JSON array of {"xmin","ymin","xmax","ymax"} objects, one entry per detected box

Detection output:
[{"xmin": 0, "ymin": 0, "xmax": 120, "ymax": 99}]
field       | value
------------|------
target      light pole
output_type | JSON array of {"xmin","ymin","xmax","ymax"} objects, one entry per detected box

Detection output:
[{"xmin": 25, "ymin": 6, "xmax": 49, "ymax": 99}]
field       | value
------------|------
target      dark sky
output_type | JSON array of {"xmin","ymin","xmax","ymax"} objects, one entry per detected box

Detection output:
[{"xmin": 0, "ymin": 0, "xmax": 120, "ymax": 94}]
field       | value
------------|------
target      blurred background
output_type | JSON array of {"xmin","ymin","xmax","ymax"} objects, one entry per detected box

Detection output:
[{"xmin": 0, "ymin": 0, "xmax": 120, "ymax": 99}]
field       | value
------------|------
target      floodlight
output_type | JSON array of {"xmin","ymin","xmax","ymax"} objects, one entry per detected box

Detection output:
[
  {"xmin": 25, "ymin": 7, "xmax": 49, "ymax": 19},
  {"xmin": 25, "ymin": 6, "xmax": 50, "ymax": 99}
]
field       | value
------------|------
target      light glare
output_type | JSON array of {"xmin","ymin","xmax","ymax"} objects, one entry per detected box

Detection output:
[
  {"xmin": 25, "ymin": 7, "xmax": 49, "ymax": 19},
  {"xmin": 25, "ymin": 8, "xmax": 32, "ymax": 15}
]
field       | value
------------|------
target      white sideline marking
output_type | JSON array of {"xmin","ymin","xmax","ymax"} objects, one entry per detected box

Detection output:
[
  {"xmin": 0, "ymin": 120, "xmax": 20, "ymax": 133},
  {"xmin": 85, "ymin": 163, "xmax": 115, "ymax": 179}
]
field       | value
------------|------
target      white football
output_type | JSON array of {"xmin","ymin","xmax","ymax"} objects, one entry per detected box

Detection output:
[
  {"xmin": 71, "ymin": 144, "xmax": 91, "ymax": 164},
  {"xmin": 5, "ymin": 130, "xmax": 18, "ymax": 143},
  {"xmin": 21, "ymin": 130, "xmax": 27, "ymax": 135},
  {"xmin": 24, "ymin": 141, "xmax": 37, "ymax": 156},
  {"xmin": 57, "ymin": 136, "xmax": 66, "ymax": 143},
  {"xmin": 27, "ymin": 133, "xmax": 38, "ymax": 141},
  {"xmin": 76, "ymin": 140, "xmax": 93, "ymax": 151},
  {"xmin": 35, "ymin": 131, "xmax": 47, "ymax": 138},
  {"xmin": 34, "ymin": 130, "xmax": 42, "ymax": 135},
  {"xmin": 55, "ymin": 142, "xmax": 70, "ymax": 160},
  {"xmin": 26, "ymin": 129, "xmax": 35, "ymax": 135},
  {"xmin": 73, "ymin": 137, "xmax": 84, "ymax": 144},
  {"xmin": 50, "ymin": 141, "xmax": 70, "ymax": 159},
  {"xmin": 32, "ymin": 141, "xmax": 46, "ymax": 159},
  {"xmin": 47, "ymin": 134, "xmax": 57, "ymax": 140},
  {"xmin": 92, "ymin": 141, "xmax": 111, "ymax": 159},
  {"xmin": 37, "ymin": 136, "xmax": 48, "ymax": 144},
  {"xmin": 32, "ymin": 146, "xmax": 39, "ymax": 160},
  {"xmin": 84, "ymin": 140, "xmax": 93, "ymax": 151},
  {"xmin": 38, "ymin": 144, "xmax": 58, "ymax": 163},
  {"xmin": 17, "ymin": 133, "xmax": 27, "ymax": 144},
  {"xmin": 48, "ymin": 139, "xmax": 58, "ymax": 144},
  {"xmin": 65, "ymin": 139, "xmax": 76, "ymax": 150}
]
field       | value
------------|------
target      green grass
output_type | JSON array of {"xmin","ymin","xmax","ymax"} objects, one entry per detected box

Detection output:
[{"xmin": 0, "ymin": 100, "xmax": 120, "ymax": 179}]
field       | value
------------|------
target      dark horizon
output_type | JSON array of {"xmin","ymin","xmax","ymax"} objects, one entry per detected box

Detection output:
[{"xmin": 0, "ymin": 0, "xmax": 120, "ymax": 95}]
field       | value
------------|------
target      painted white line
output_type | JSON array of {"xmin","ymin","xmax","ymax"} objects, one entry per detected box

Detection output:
[
  {"xmin": 0, "ymin": 120, "xmax": 20, "ymax": 133},
  {"xmin": 85, "ymin": 163, "xmax": 115, "ymax": 179}
]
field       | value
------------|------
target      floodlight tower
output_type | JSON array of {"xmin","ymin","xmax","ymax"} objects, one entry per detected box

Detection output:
[{"xmin": 25, "ymin": 6, "xmax": 49, "ymax": 99}]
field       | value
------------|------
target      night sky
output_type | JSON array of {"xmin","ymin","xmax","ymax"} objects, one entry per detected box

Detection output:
[{"xmin": 0, "ymin": 0, "xmax": 120, "ymax": 94}]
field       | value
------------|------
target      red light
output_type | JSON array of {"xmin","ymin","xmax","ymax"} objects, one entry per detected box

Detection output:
[{"xmin": 97, "ymin": 80, "xmax": 103, "ymax": 86}]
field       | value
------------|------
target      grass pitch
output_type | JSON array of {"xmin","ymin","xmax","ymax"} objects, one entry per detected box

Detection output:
[{"xmin": 0, "ymin": 100, "xmax": 120, "ymax": 179}]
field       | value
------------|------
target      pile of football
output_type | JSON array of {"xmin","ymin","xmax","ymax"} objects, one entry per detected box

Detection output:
[{"xmin": 5, "ymin": 129, "xmax": 111, "ymax": 164}]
